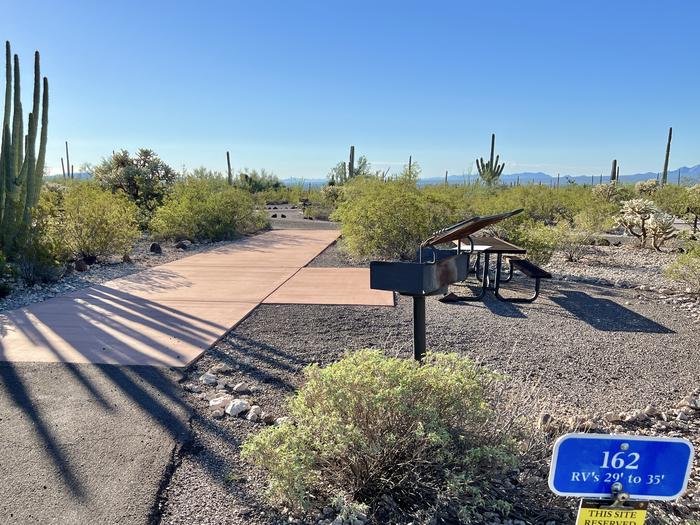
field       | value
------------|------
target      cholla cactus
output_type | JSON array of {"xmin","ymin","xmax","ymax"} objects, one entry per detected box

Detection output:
[
  {"xmin": 635, "ymin": 179, "xmax": 659, "ymax": 196},
  {"xmin": 619, "ymin": 198, "xmax": 657, "ymax": 246},
  {"xmin": 648, "ymin": 211, "xmax": 677, "ymax": 251},
  {"xmin": 592, "ymin": 182, "xmax": 620, "ymax": 203}
]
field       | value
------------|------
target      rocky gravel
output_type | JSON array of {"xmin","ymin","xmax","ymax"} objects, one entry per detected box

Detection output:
[
  {"xmin": 546, "ymin": 242, "xmax": 683, "ymax": 291},
  {"xmin": 158, "ymin": 241, "xmax": 700, "ymax": 524},
  {"xmin": 0, "ymin": 235, "xmax": 246, "ymax": 313}
]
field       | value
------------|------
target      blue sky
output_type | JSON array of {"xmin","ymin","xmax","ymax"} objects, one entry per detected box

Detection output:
[{"xmin": 4, "ymin": 1, "xmax": 699, "ymax": 179}]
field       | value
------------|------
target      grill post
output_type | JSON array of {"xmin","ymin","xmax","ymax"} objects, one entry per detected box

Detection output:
[{"xmin": 412, "ymin": 296, "xmax": 426, "ymax": 361}]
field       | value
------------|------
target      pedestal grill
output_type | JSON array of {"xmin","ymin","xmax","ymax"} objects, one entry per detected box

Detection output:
[{"xmin": 369, "ymin": 209, "xmax": 523, "ymax": 360}]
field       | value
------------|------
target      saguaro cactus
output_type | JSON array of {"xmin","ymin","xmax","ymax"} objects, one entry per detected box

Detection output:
[
  {"xmin": 662, "ymin": 127, "xmax": 672, "ymax": 186},
  {"xmin": 476, "ymin": 133, "xmax": 505, "ymax": 185},
  {"xmin": 348, "ymin": 145, "xmax": 355, "ymax": 181},
  {"xmin": 0, "ymin": 41, "xmax": 49, "ymax": 252},
  {"xmin": 610, "ymin": 159, "xmax": 618, "ymax": 184}
]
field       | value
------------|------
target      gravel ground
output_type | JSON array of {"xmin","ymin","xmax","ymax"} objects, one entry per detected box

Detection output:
[
  {"xmin": 159, "ymin": 240, "xmax": 700, "ymax": 525},
  {"xmin": 0, "ymin": 236, "xmax": 254, "ymax": 313},
  {"xmin": 546, "ymin": 242, "xmax": 683, "ymax": 291}
]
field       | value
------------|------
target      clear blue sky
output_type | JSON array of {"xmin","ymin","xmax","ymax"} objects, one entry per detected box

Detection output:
[{"xmin": 4, "ymin": 1, "xmax": 699, "ymax": 179}]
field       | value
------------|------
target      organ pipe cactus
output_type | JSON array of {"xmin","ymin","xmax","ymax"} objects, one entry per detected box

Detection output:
[
  {"xmin": 0, "ymin": 41, "xmax": 49, "ymax": 254},
  {"xmin": 476, "ymin": 133, "xmax": 505, "ymax": 186}
]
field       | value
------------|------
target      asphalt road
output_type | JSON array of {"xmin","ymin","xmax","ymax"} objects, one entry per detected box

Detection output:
[{"xmin": 0, "ymin": 362, "xmax": 191, "ymax": 524}]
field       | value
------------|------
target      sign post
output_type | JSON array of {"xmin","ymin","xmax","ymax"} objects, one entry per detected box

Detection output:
[{"xmin": 549, "ymin": 433, "xmax": 694, "ymax": 524}]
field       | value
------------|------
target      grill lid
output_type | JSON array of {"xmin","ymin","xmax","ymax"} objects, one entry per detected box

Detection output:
[{"xmin": 420, "ymin": 208, "xmax": 523, "ymax": 247}]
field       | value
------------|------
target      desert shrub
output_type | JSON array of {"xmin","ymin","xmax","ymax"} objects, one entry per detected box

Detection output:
[
  {"xmin": 553, "ymin": 222, "xmax": 591, "ymax": 262},
  {"xmin": 687, "ymin": 185, "xmax": 700, "ymax": 233},
  {"xmin": 303, "ymin": 204, "xmax": 335, "ymax": 221},
  {"xmin": 653, "ymin": 184, "xmax": 688, "ymax": 217},
  {"xmin": 242, "ymin": 350, "xmax": 517, "ymax": 521},
  {"xmin": 13, "ymin": 186, "xmax": 68, "ymax": 283},
  {"xmin": 234, "ymin": 168, "xmax": 282, "ymax": 193},
  {"xmin": 331, "ymin": 178, "xmax": 455, "ymax": 259},
  {"xmin": 93, "ymin": 148, "xmax": 177, "ymax": 225},
  {"xmin": 666, "ymin": 243, "xmax": 700, "ymax": 294},
  {"xmin": 61, "ymin": 183, "xmax": 140, "ymax": 261},
  {"xmin": 150, "ymin": 177, "xmax": 268, "ymax": 241},
  {"xmin": 513, "ymin": 220, "xmax": 559, "ymax": 265}
]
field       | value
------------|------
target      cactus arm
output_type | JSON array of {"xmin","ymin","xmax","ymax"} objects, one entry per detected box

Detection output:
[{"xmin": 32, "ymin": 77, "xmax": 48, "ymax": 207}]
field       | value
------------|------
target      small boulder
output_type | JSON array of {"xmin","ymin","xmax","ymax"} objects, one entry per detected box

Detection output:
[
  {"xmin": 209, "ymin": 363, "xmax": 233, "ymax": 375},
  {"xmin": 174, "ymin": 240, "xmax": 189, "ymax": 250},
  {"xmin": 232, "ymin": 382, "xmax": 251, "ymax": 394},
  {"xmin": 75, "ymin": 259, "xmax": 89, "ymax": 272},
  {"xmin": 274, "ymin": 416, "xmax": 292, "ymax": 426},
  {"xmin": 209, "ymin": 395, "xmax": 233, "ymax": 409},
  {"xmin": 246, "ymin": 405, "xmax": 262, "ymax": 422},
  {"xmin": 199, "ymin": 372, "xmax": 217, "ymax": 385},
  {"xmin": 183, "ymin": 383, "xmax": 202, "ymax": 393},
  {"xmin": 225, "ymin": 399, "xmax": 251, "ymax": 417},
  {"xmin": 211, "ymin": 409, "xmax": 225, "ymax": 419},
  {"xmin": 149, "ymin": 242, "xmax": 162, "ymax": 254}
]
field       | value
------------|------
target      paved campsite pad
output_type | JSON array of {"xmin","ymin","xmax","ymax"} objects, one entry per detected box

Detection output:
[
  {"xmin": 263, "ymin": 268, "xmax": 395, "ymax": 306},
  {"xmin": 0, "ymin": 229, "xmax": 339, "ymax": 367}
]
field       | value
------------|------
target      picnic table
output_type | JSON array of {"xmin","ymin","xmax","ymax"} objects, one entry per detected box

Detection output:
[{"xmin": 440, "ymin": 235, "xmax": 550, "ymax": 303}]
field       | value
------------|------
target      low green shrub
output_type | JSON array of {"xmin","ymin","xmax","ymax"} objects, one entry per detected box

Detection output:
[
  {"xmin": 512, "ymin": 220, "xmax": 559, "ymax": 265},
  {"xmin": 150, "ymin": 177, "xmax": 268, "ymax": 241},
  {"xmin": 332, "ymin": 178, "xmax": 456, "ymax": 259},
  {"xmin": 242, "ymin": 350, "xmax": 518, "ymax": 521},
  {"xmin": 61, "ymin": 183, "xmax": 140, "ymax": 261},
  {"xmin": 666, "ymin": 242, "xmax": 700, "ymax": 294}
]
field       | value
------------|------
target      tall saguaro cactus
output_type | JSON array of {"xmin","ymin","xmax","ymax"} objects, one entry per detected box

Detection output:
[
  {"xmin": 610, "ymin": 159, "xmax": 618, "ymax": 184},
  {"xmin": 476, "ymin": 133, "xmax": 505, "ymax": 186},
  {"xmin": 0, "ymin": 41, "xmax": 49, "ymax": 253},
  {"xmin": 661, "ymin": 127, "xmax": 672, "ymax": 186}
]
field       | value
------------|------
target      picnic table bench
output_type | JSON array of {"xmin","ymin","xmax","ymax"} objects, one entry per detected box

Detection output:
[{"xmin": 439, "ymin": 235, "xmax": 551, "ymax": 303}]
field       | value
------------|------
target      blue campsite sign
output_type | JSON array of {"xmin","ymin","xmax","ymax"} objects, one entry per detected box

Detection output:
[{"xmin": 549, "ymin": 433, "xmax": 694, "ymax": 501}]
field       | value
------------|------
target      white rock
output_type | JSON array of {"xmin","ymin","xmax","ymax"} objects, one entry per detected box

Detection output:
[
  {"xmin": 225, "ymin": 398, "xmax": 250, "ymax": 417},
  {"xmin": 246, "ymin": 405, "xmax": 262, "ymax": 422},
  {"xmin": 232, "ymin": 382, "xmax": 250, "ymax": 393},
  {"xmin": 209, "ymin": 395, "xmax": 232, "ymax": 409},
  {"xmin": 199, "ymin": 372, "xmax": 217, "ymax": 385},
  {"xmin": 275, "ymin": 416, "xmax": 292, "ymax": 425}
]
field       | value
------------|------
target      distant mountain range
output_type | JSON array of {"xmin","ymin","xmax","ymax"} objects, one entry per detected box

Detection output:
[
  {"xmin": 283, "ymin": 164, "xmax": 700, "ymax": 188},
  {"xmin": 46, "ymin": 165, "xmax": 700, "ymax": 188}
]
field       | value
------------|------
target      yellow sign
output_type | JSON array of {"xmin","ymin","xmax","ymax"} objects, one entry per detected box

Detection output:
[{"xmin": 576, "ymin": 500, "xmax": 647, "ymax": 525}]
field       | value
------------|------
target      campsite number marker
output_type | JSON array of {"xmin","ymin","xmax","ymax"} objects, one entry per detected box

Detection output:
[{"xmin": 549, "ymin": 433, "xmax": 694, "ymax": 525}]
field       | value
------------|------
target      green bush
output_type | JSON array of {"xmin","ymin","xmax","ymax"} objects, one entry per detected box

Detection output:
[
  {"xmin": 150, "ymin": 177, "xmax": 268, "ymax": 241},
  {"xmin": 234, "ymin": 168, "xmax": 282, "ymax": 193},
  {"xmin": 332, "ymin": 178, "xmax": 457, "ymax": 259},
  {"xmin": 61, "ymin": 183, "xmax": 140, "ymax": 261},
  {"xmin": 242, "ymin": 350, "xmax": 517, "ymax": 520},
  {"xmin": 511, "ymin": 220, "xmax": 559, "ymax": 265},
  {"xmin": 666, "ymin": 243, "xmax": 700, "ymax": 294}
]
